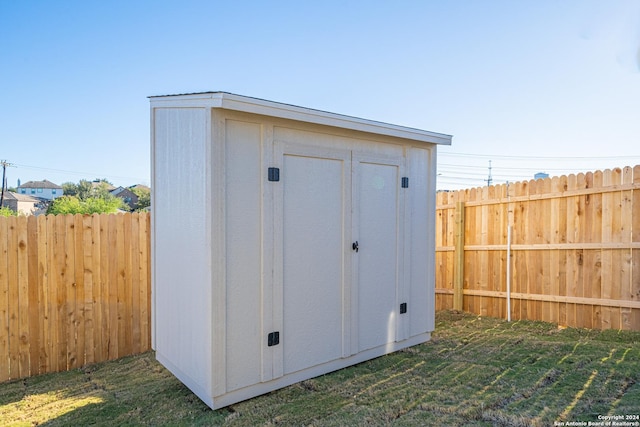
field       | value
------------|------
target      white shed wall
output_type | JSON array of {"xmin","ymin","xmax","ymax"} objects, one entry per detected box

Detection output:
[
  {"xmin": 152, "ymin": 107, "xmax": 213, "ymax": 400},
  {"xmin": 408, "ymin": 146, "xmax": 437, "ymax": 335},
  {"xmin": 223, "ymin": 119, "xmax": 264, "ymax": 392}
]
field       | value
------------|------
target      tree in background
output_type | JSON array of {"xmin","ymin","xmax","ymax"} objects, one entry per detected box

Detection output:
[
  {"xmin": 49, "ymin": 179, "xmax": 150, "ymax": 215},
  {"xmin": 61, "ymin": 181, "xmax": 78, "ymax": 197},
  {"xmin": 48, "ymin": 179, "xmax": 126, "ymax": 215},
  {"xmin": 62, "ymin": 179, "xmax": 113, "ymax": 200},
  {"xmin": 91, "ymin": 179, "xmax": 113, "ymax": 199},
  {"xmin": 77, "ymin": 179, "xmax": 94, "ymax": 199},
  {"xmin": 132, "ymin": 187, "xmax": 151, "ymax": 211}
]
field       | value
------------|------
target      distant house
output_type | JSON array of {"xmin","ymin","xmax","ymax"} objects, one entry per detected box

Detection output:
[
  {"xmin": 1, "ymin": 191, "xmax": 42, "ymax": 215},
  {"xmin": 17, "ymin": 179, "xmax": 63, "ymax": 201},
  {"xmin": 110, "ymin": 186, "xmax": 138, "ymax": 210}
]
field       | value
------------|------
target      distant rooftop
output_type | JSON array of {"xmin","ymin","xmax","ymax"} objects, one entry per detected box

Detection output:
[
  {"xmin": 92, "ymin": 179, "xmax": 116, "ymax": 191},
  {"xmin": 129, "ymin": 184, "xmax": 150, "ymax": 192},
  {"xmin": 2, "ymin": 191, "xmax": 39, "ymax": 202},
  {"xmin": 17, "ymin": 179, "xmax": 62, "ymax": 189}
]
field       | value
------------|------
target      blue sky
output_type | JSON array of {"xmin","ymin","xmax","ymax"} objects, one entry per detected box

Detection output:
[{"xmin": 1, "ymin": 0, "xmax": 639, "ymax": 190}]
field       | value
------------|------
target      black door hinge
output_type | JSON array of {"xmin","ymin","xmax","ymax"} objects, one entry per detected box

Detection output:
[
  {"xmin": 268, "ymin": 331, "xmax": 280, "ymax": 346},
  {"xmin": 268, "ymin": 167, "xmax": 280, "ymax": 182},
  {"xmin": 400, "ymin": 303, "xmax": 407, "ymax": 314},
  {"xmin": 401, "ymin": 177, "xmax": 409, "ymax": 188}
]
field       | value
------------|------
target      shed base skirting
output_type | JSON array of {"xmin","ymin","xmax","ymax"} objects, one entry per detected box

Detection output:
[{"xmin": 157, "ymin": 332, "xmax": 431, "ymax": 410}]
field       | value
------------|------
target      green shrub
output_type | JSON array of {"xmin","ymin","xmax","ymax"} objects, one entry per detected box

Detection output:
[
  {"xmin": 47, "ymin": 195, "xmax": 126, "ymax": 215},
  {"xmin": 0, "ymin": 206, "xmax": 17, "ymax": 217}
]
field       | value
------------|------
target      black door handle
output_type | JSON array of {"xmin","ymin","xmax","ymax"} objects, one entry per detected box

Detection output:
[{"xmin": 352, "ymin": 241, "xmax": 359, "ymax": 252}]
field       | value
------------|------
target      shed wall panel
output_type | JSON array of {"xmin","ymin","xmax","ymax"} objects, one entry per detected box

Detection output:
[
  {"xmin": 408, "ymin": 147, "xmax": 434, "ymax": 336},
  {"xmin": 153, "ymin": 108, "xmax": 212, "ymax": 393},
  {"xmin": 224, "ymin": 120, "xmax": 263, "ymax": 392}
]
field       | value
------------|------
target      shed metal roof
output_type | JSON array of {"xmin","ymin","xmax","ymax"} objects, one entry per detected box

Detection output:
[{"xmin": 149, "ymin": 91, "xmax": 452, "ymax": 146}]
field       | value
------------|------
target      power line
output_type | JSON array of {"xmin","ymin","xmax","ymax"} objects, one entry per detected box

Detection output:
[
  {"xmin": 436, "ymin": 152, "xmax": 640, "ymax": 191},
  {"xmin": 11, "ymin": 162, "xmax": 149, "ymax": 185},
  {"xmin": 439, "ymin": 152, "xmax": 640, "ymax": 161},
  {"xmin": 439, "ymin": 162, "xmax": 592, "ymax": 173}
]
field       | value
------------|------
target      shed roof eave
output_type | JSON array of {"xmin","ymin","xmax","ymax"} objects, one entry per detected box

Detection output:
[{"xmin": 149, "ymin": 92, "xmax": 452, "ymax": 146}]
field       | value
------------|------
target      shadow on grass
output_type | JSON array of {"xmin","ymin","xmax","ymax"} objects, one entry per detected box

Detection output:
[{"xmin": 0, "ymin": 353, "xmax": 227, "ymax": 426}]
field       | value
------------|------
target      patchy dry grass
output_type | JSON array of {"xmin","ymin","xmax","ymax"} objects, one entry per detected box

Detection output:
[{"xmin": 1, "ymin": 311, "xmax": 639, "ymax": 426}]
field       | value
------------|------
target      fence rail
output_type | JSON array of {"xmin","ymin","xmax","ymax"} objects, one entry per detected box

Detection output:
[
  {"xmin": 0, "ymin": 212, "xmax": 151, "ymax": 382},
  {"xmin": 435, "ymin": 165, "xmax": 640, "ymax": 331}
]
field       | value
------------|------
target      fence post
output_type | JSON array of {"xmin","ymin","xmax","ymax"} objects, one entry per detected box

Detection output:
[{"xmin": 453, "ymin": 201, "xmax": 465, "ymax": 311}]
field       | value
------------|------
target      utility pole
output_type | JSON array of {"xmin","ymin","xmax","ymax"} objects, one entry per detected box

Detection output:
[
  {"xmin": 486, "ymin": 160, "xmax": 493, "ymax": 187},
  {"xmin": 0, "ymin": 160, "xmax": 12, "ymax": 208}
]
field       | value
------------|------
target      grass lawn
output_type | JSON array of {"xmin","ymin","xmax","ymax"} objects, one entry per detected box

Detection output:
[{"xmin": 1, "ymin": 310, "xmax": 639, "ymax": 426}]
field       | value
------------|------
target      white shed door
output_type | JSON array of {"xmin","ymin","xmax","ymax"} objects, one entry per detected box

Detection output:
[
  {"xmin": 352, "ymin": 154, "xmax": 404, "ymax": 353},
  {"xmin": 278, "ymin": 144, "xmax": 350, "ymax": 375},
  {"xmin": 273, "ymin": 143, "xmax": 405, "ymax": 375}
]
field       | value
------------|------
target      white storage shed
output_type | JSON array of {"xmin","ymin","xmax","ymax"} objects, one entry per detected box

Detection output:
[{"xmin": 150, "ymin": 92, "xmax": 452, "ymax": 409}]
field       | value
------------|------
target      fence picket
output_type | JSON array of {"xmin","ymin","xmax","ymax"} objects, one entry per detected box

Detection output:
[
  {"xmin": 106, "ymin": 214, "xmax": 117, "ymax": 360},
  {"xmin": 549, "ymin": 176, "xmax": 561, "ymax": 324},
  {"xmin": 131, "ymin": 213, "xmax": 141, "ymax": 354},
  {"xmin": 140, "ymin": 212, "xmax": 151, "ymax": 352},
  {"xmin": 27, "ymin": 216, "xmax": 39, "ymax": 376},
  {"xmin": 82, "ymin": 215, "xmax": 95, "ymax": 364},
  {"xmin": 73, "ymin": 214, "xmax": 85, "ymax": 369},
  {"xmin": 36, "ymin": 215, "xmax": 48, "ymax": 374},
  {"xmin": 620, "ymin": 167, "xmax": 634, "ymax": 330},
  {"xmin": 0, "ymin": 215, "xmax": 9, "ymax": 379},
  {"xmin": 115, "ymin": 213, "xmax": 126, "ymax": 358},
  {"xmin": 47, "ymin": 215, "xmax": 58, "ymax": 375},
  {"xmin": 94, "ymin": 213, "xmax": 106, "ymax": 363},
  {"xmin": 591, "ymin": 171, "xmax": 604, "ymax": 329},
  {"xmin": 17, "ymin": 217, "xmax": 30, "ymax": 378},
  {"xmin": 65, "ymin": 215, "xmax": 77, "ymax": 370},
  {"xmin": 7, "ymin": 217, "xmax": 20, "ymax": 378},
  {"xmin": 607, "ymin": 169, "xmax": 622, "ymax": 329},
  {"xmin": 632, "ymin": 166, "xmax": 640, "ymax": 330},
  {"xmin": 122, "ymin": 213, "xmax": 133, "ymax": 358},
  {"xmin": 565, "ymin": 174, "xmax": 579, "ymax": 328},
  {"xmin": 540, "ymin": 177, "xmax": 552, "ymax": 323}
]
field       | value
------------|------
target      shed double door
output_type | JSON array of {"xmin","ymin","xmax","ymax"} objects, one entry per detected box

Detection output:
[{"xmin": 272, "ymin": 142, "xmax": 407, "ymax": 378}]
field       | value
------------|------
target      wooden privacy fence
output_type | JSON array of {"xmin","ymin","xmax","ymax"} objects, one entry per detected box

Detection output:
[
  {"xmin": 0, "ymin": 212, "xmax": 151, "ymax": 382},
  {"xmin": 2, "ymin": 165, "xmax": 639, "ymax": 382},
  {"xmin": 436, "ymin": 165, "xmax": 640, "ymax": 331}
]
